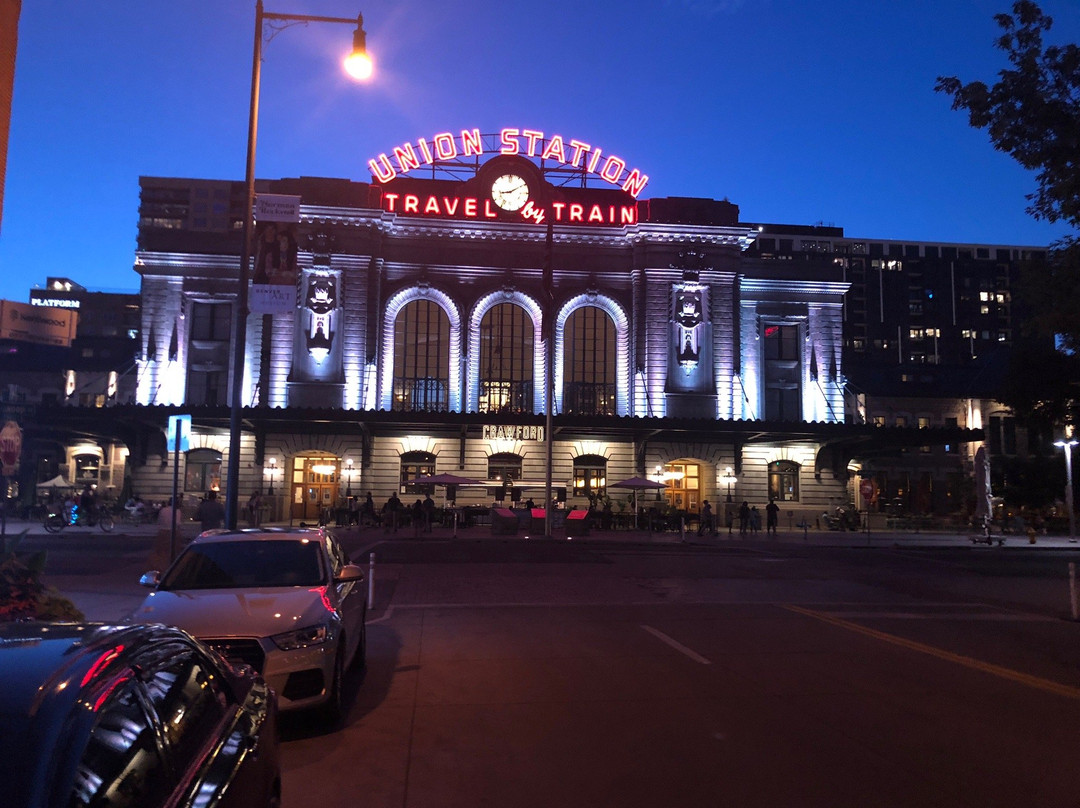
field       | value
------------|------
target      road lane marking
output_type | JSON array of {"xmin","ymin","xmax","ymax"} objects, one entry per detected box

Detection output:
[
  {"xmin": 820, "ymin": 611, "xmax": 1056, "ymax": 622},
  {"xmin": 783, "ymin": 604, "xmax": 1080, "ymax": 702},
  {"xmin": 640, "ymin": 625, "xmax": 712, "ymax": 665}
]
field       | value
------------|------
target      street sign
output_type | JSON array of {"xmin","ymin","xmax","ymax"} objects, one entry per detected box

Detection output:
[{"xmin": 166, "ymin": 415, "xmax": 191, "ymax": 453}]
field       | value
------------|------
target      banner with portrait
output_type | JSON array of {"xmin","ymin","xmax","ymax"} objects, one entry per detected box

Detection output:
[{"xmin": 250, "ymin": 194, "xmax": 301, "ymax": 315}]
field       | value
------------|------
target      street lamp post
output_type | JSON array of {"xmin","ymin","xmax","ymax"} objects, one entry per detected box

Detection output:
[
  {"xmin": 224, "ymin": 1, "xmax": 371, "ymax": 528},
  {"xmin": 722, "ymin": 466, "xmax": 737, "ymax": 503},
  {"xmin": 1055, "ymin": 438, "xmax": 1078, "ymax": 543},
  {"xmin": 265, "ymin": 457, "xmax": 277, "ymax": 495}
]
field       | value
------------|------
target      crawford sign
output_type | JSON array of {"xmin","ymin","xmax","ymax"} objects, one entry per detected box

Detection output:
[
  {"xmin": 482, "ymin": 424, "xmax": 545, "ymax": 442},
  {"xmin": 369, "ymin": 127, "xmax": 650, "ymax": 198}
]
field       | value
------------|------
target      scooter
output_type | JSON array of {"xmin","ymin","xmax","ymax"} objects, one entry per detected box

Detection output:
[{"xmin": 970, "ymin": 521, "xmax": 1004, "ymax": 546}]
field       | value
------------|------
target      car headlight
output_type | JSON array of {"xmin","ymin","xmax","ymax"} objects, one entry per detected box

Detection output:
[{"xmin": 271, "ymin": 622, "xmax": 330, "ymax": 651}]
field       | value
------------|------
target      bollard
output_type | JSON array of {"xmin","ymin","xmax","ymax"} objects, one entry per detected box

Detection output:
[
  {"xmin": 1070, "ymin": 562, "xmax": 1077, "ymax": 622},
  {"xmin": 368, "ymin": 552, "xmax": 375, "ymax": 610}
]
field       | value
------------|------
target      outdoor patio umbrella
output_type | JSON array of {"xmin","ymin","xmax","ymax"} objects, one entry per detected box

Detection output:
[
  {"xmin": 610, "ymin": 476, "xmax": 668, "ymax": 528},
  {"xmin": 410, "ymin": 473, "xmax": 486, "ymax": 536},
  {"xmin": 37, "ymin": 475, "xmax": 75, "ymax": 491}
]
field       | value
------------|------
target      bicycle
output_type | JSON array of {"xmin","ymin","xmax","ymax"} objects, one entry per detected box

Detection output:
[{"xmin": 43, "ymin": 504, "xmax": 115, "ymax": 533}]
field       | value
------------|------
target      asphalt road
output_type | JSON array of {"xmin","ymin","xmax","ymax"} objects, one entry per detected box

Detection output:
[{"xmin": 26, "ymin": 528, "xmax": 1080, "ymax": 807}]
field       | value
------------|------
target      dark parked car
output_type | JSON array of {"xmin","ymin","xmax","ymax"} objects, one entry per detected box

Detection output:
[{"xmin": 0, "ymin": 621, "xmax": 280, "ymax": 808}]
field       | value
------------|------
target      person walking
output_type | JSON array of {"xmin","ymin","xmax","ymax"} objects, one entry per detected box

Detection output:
[
  {"xmin": 362, "ymin": 492, "xmax": 376, "ymax": 527},
  {"xmin": 698, "ymin": 500, "xmax": 714, "ymax": 536},
  {"xmin": 766, "ymin": 499, "xmax": 780, "ymax": 535},
  {"xmin": 738, "ymin": 500, "xmax": 750, "ymax": 535},
  {"xmin": 384, "ymin": 492, "xmax": 402, "ymax": 533},
  {"xmin": 422, "ymin": 494, "xmax": 436, "ymax": 532},
  {"xmin": 196, "ymin": 491, "xmax": 225, "ymax": 532},
  {"xmin": 246, "ymin": 490, "xmax": 263, "ymax": 528}
]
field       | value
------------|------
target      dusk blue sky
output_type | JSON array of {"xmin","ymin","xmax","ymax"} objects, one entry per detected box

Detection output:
[{"xmin": 2, "ymin": 0, "xmax": 1078, "ymax": 302}]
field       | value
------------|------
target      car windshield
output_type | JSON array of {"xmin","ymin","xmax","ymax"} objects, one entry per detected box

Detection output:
[{"xmin": 160, "ymin": 540, "xmax": 325, "ymax": 590}]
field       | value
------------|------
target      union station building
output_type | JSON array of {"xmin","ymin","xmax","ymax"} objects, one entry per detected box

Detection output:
[{"xmin": 20, "ymin": 128, "xmax": 1005, "ymax": 525}]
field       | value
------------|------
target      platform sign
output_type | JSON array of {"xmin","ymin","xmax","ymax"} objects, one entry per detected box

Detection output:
[{"xmin": 167, "ymin": 414, "xmax": 191, "ymax": 453}]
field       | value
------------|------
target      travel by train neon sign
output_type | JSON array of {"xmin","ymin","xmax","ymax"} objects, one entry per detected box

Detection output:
[{"xmin": 368, "ymin": 127, "xmax": 650, "ymax": 198}]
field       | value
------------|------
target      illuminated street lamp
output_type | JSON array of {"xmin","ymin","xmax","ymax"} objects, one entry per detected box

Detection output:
[
  {"xmin": 265, "ymin": 457, "xmax": 277, "ymax": 495},
  {"xmin": 1054, "ymin": 438, "xmax": 1078, "ymax": 543},
  {"xmin": 224, "ymin": 2, "xmax": 371, "ymax": 528},
  {"xmin": 722, "ymin": 466, "xmax": 737, "ymax": 503}
]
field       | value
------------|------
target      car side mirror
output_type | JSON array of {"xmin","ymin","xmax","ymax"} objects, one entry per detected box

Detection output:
[
  {"xmin": 335, "ymin": 563, "xmax": 365, "ymax": 584},
  {"xmin": 139, "ymin": 570, "xmax": 161, "ymax": 588}
]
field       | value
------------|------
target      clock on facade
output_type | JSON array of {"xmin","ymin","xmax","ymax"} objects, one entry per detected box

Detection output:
[{"xmin": 491, "ymin": 174, "xmax": 530, "ymax": 212}]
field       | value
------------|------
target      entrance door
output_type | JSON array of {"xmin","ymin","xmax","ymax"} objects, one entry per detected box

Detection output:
[
  {"xmin": 663, "ymin": 461, "xmax": 701, "ymax": 513},
  {"xmin": 290, "ymin": 455, "xmax": 339, "ymax": 521}
]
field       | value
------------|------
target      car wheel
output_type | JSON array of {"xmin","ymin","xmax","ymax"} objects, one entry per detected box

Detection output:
[{"xmin": 319, "ymin": 642, "xmax": 345, "ymax": 727}]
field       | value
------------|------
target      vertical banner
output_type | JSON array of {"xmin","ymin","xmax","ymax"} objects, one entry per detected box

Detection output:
[
  {"xmin": 0, "ymin": 420, "xmax": 22, "ymax": 475},
  {"xmin": 250, "ymin": 194, "xmax": 301, "ymax": 315}
]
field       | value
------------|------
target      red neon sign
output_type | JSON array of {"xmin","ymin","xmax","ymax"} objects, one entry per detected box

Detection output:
[
  {"xmin": 381, "ymin": 192, "xmax": 638, "ymax": 226},
  {"xmin": 369, "ymin": 128, "xmax": 650, "ymax": 198}
]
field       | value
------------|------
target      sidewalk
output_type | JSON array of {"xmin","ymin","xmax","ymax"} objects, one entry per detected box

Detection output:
[{"xmin": 11, "ymin": 516, "xmax": 1078, "ymax": 624}]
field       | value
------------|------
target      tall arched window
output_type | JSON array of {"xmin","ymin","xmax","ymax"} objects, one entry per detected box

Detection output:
[
  {"xmin": 768, "ymin": 460, "xmax": 800, "ymax": 502},
  {"xmin": 564, "ymin": 307, "xmax": 616, "ymax": 415},
  {"xmin": 393, "ymin": 300, "xmax": 450, "ymax": 412},
  {"xmin": 478, "ymin": 303, "xmax": 533, "ymax": 414},
  {"xmin": 763, "ymin": 323, "xmax": 801, "ymax": 421}
]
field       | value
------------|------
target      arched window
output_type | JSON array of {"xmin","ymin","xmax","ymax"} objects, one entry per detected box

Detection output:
[
  {"xmin": 487, "ymin": 452, "xmax": 522, "ymax": 483},
  {"xmin": 185, "ymin": 448, "xmax": 222, "ymax": 493},
  {"xmin": 768, "ymin": 460, "xmax": 800, "ymax": 502},
  {"xmin": 572, "ymin": 454, "xmax": 607, "ymax": 500},
  {"xmin": 478, "ymin": 303, "xmax": 533, "ymax": 414},
  {"xmin": 73, "ymin": 453, "xmax": 101, "ymax": 484},
  {"xmin": 393, "ymin": 300, "xmax": 450, "ymax": 412},
  {"xmin": 488, "ymin": 452, "xmax": 523, "ymax": 503},
  {"xmin": 399, "ymin": 451, "xmax": 436, "ymax": 494},
  {"xmin": 564, "ymin": 307, "xmax": 616, "ymax": 415}
]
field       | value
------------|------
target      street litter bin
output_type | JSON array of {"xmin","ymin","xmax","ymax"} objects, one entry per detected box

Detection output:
[
  {"xmin": 491, "ymin": 507, "xmax": 518, "ymax": 536},
  {"xmin": 565, "ymin": 509, "xmax": 590, "ymax": 537}
]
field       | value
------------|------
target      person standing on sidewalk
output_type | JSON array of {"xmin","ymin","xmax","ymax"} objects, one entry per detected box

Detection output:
[
  {"xmin": 196, "ymin": 491, "xmax": 225, "ymax": 532},
  {"xmin": 246, "ymin": 491, "xmax": 263, "ymax": 528},
  {"xmin": 738, "ymin": 500, "xmax": 750, "ymax": 535},
  {"xmin": 766, "ymin": 499, "xmax": 780, "ymax": 535}
]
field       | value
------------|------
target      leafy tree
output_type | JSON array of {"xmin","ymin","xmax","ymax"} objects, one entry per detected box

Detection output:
[
  {"xmin": 935, "ymin": 1, "xmax": 1080, "ymax": 227},
  {"xmin": 937, "ymin": 2, "xmax": 1080, "ymax": 423}
]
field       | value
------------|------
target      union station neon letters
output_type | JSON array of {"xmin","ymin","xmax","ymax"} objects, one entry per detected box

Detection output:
[{"xmin": 368, "ymin": 127, "xmax": 650, "ymax": 198}]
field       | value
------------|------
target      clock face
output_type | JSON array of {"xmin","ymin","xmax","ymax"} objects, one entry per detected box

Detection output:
[{"xmin": 491, "ymin": 174, "xmax": 529, "ymax": 212}]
